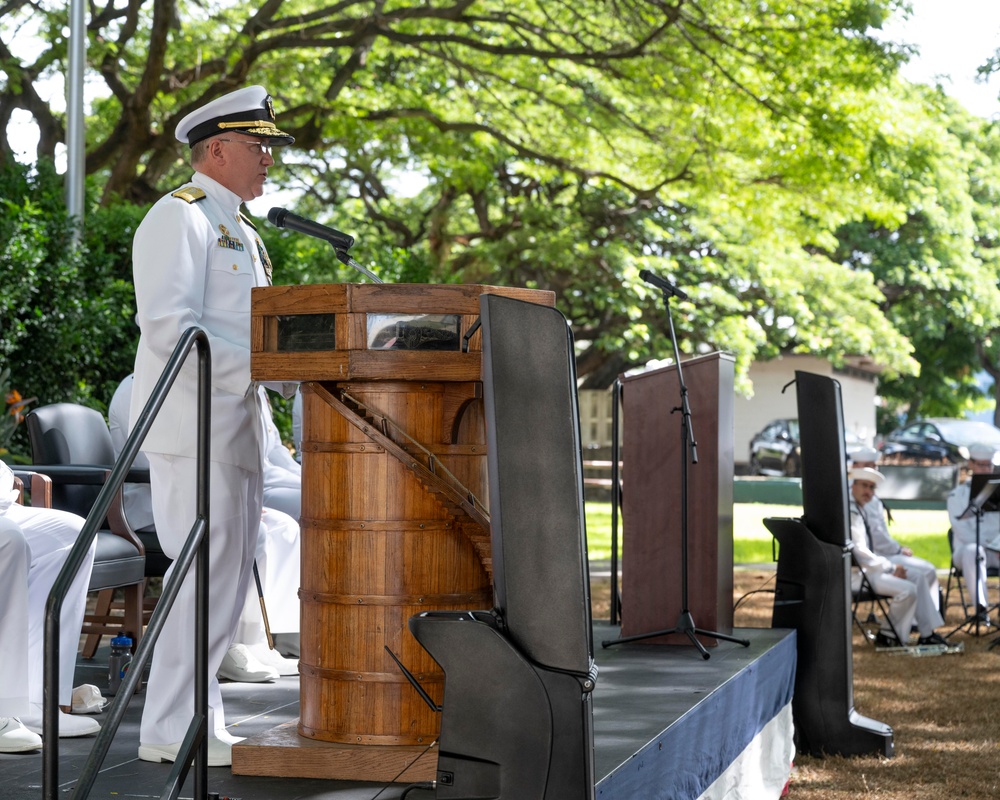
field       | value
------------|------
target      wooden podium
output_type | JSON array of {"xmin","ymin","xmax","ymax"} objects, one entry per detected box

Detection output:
[
  {"xmin": 237, "ymin": 283, "xmax": 553, "ymax": 782},
  {"xmin": 619, "ymin": 352, "xmax": 735, "ymax": 646}
]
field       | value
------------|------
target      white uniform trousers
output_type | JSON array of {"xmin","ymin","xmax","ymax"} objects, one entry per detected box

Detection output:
[
  {"xmin": 262, "ymin": 484, "xmax": 300, "ymax": 521},
  {"xmin": 3, "ymin": 504, "xmax": 94, "ymax": 708},
  {"xmin": 234, "ymin": 507, "xmax": 300, "ymax": 645},
  {"xmin": 0, "ymin": 520, "xmax": 30, "ymax": 716},
  {"xmin": 861, "ymin": 569, "xmax": 918, "ymax": 640},
  {"xmin": 953, "ymin": 543, "xmax": 1000, "ymax": 609},
  {"xmin": 888, "ymin": 554, "xmax": 944, "ymax": 635},
  {"xmin": 140, "ymin": 454, "xmax": 261, "ymax": 745}
]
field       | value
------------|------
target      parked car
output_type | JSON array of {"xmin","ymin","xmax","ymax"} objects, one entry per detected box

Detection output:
[
  {"xmin": 748, "ymin": 419, "xmax": 801, "ymax": 476},
  {"xmin": 749, "ymin": 418, "xmax": 865, "ymax": 477},
  {"xmin": 878, "ymin": 418, "xmax": 1000, "ymax": 465}
]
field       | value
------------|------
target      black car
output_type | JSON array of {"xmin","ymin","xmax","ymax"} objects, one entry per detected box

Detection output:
[
  {"xmin": 749, "ymin": 418, "xmax": 864, "ymax": 477},
  {"xmin": 748, "ymin": 418, "xmax": 801, "ymax": 476},
  {"xmin": 878, "ymin": 418, "xmax": 1000, "ymax": 465}
]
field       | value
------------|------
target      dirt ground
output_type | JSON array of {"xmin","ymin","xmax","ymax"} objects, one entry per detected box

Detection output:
[{"xmin": 590, "ymin": 569, "xmax": 1000, "ymax": 799}]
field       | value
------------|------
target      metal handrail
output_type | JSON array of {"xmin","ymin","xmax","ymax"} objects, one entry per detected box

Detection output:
[{"xmin": 42, "ymin": 326, "xmax": 212, "ymax": 800}]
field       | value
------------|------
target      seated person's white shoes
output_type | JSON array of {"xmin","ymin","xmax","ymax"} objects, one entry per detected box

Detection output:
[
  {"xmin": 247, "ymin": 642, "xmax": 299, "ymax": 676},
  {"xmin": 21, "ymin": 704, "xmax": 100, "ymax": 737},
  {"xmin": 0, "ymin": 717, "xmax": 43, "ymax": 752},
  {"xmin": 217, "ymin": 643, "xmax": 278, "ymax": 683},
  {"xmin": 138, "ymin": 734, "xmax": 245, "ymax": 768}
]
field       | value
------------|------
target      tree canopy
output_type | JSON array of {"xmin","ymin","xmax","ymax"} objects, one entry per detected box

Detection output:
[{"xmin": 3, "ymin": 0, "xmax": 1000, "ymax": 428}]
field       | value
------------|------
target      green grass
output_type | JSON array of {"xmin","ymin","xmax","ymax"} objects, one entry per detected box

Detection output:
[{"xmin": 585, "ymin": 501, "xmax": 953, "ymax": 569}]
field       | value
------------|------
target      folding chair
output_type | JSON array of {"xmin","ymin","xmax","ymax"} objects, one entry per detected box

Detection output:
[{"xmin": 851, "ymin": 557, "xmax": 905, "ymax": 646}]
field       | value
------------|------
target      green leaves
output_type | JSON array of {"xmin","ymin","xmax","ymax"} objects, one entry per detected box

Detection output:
[{"xmin": 5, "ymin": 0, "xmax": 1000, "ymax": 428}]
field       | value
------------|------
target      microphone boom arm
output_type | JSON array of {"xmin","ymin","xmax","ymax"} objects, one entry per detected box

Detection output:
[{"xmin": 335, "ymin": 247, "xmax": 384, "ymax": 284}]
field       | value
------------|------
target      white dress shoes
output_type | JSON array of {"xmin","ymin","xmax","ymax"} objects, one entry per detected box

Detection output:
[
  {"xmin": 138, "ymin": 734, "xmax": 245, "ymax": 768},
  {"xmin": 0, "ymin": 717, "xmax": 43, "ymax": 753},
  {"xmin": 247, "ymin": 642, "xmax": 299, "ymax": 676},
  {"xmin": 21, "ymin": 704, "xmax": 101, "ymax": 738},
  {"xmin": 217, "ymin": 643, "xmax": 279, "ymax": 683}
]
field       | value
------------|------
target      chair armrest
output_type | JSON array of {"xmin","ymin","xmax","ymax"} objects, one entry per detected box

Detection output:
[
  {"xmin": 17, "ymin": 464, "xmax": 145, "ymax": 555},
  {"xmin": 17, "ymin": 464, "xmax": 148, "ymax": 484},
  {"xmin": 11, "ymin": 469, "xmax": 53, "ymax": 508}
]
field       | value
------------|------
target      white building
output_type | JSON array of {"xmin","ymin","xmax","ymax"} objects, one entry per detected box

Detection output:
[
  {"xmin": 733, "ymin": 354, "xmax": 880, "ymax": 467},
  {"xmin": 578, "ymin": 353, "xmax": 881, "ymax": 470}
]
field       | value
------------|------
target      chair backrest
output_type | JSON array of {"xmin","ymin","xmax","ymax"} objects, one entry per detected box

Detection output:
[{"xmin": 26, "ymin": 403, "xmax": 116, "ymax": 517}]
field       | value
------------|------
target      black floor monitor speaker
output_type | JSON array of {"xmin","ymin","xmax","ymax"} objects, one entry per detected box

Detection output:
[
  {"xmin": 769, "ymin": 371, "xmax": 893, "ymax": 757},
  {"xmin": 410, "ymin": 294, "xmax": 597, "ymax": 799}
]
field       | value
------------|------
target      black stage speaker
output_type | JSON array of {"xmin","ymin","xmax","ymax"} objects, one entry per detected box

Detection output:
[
  {"xmin": 410, "ymin": 294, "xmax": 597, "ymax": 799},
  {"xmin": 768, "ymin": 370, "xmax": 893, "ymax": 757}
]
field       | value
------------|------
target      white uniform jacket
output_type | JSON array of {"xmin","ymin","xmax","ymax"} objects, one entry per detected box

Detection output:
[
  {"xmin": 947, "ymin": 480, "xmax": 1000, "ymax": 551},
  {"xmin": 130, "ymin": 172, "xmax": 270, "ymax": 471}
]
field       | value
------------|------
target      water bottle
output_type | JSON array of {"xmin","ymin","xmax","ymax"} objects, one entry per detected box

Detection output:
[{"xmin": 108, "ymin": 634, "xmax": 133, "ymax": 695}]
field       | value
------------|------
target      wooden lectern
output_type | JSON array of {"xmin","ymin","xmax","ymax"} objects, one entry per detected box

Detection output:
[
  {"xmin": 237, "ymin": 283, "xmax": 553, "ymax": 782},
  {"xmin": 619, "ymin": 352, "xmax": 735, "ymax": 645}
]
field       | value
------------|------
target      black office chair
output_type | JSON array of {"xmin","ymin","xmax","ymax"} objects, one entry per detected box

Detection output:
[{"xmin": 26, "ymin": 402, "xmax": 165, "ymax": 657}]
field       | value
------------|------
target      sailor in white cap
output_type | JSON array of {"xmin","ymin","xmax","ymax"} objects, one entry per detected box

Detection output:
[
  {"xmin": 849, "ymin": 447, "xmax": 945, "ymax": 639},
  {"xmin": 946, "ymin": 442, "xmax": 1000, "ymax": 620},
  {"xmin": 849, "ymin": 467, "xmax": 947, "ymax": 647},
  {"xmin": 128, "ymin": 85, "xmax": 295, "ymax": 767}
]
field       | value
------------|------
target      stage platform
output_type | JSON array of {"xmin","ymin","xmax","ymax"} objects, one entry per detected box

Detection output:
[{"xmin": 0, "ymin": 626, "xmax": 795, "ymax": 800}]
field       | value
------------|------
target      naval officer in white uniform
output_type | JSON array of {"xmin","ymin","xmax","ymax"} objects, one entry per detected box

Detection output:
[{"xmin": 129, "ymin": 85, "xmax": 295, "ymax": 767}]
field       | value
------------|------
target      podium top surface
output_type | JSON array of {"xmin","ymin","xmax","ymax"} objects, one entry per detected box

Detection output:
[
  {"xmin": 251, "ymin": 283, "xmax": 555, "ymax": 383},
  {"xmin": 252, "ymin": 283, "xmax": 554, "ymax": 315}
]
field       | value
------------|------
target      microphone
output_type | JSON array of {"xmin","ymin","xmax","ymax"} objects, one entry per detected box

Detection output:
[
  {"xmin": 267, "ymin": 207, "xmax": 355, "ymax": 251},
  {"xmin": 639, "ymin": 269, "xmax": 688, "ymax": 301}
]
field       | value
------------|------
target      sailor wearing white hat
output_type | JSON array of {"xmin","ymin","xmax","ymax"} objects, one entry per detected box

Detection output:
[
  {"xmin": 129, "ymin": 86, "xmax": 295, "ymax": 767},
  {"xmin": 848, "ymin": 467, "xmax": 933, "ymax": 647},
  {"xmin": 849, "ymin": 448, "xmax": 945, "ymax": 641},
  {"xmin": 946, "ymin": 442, "xmax": 1000, "ymax": 618}
]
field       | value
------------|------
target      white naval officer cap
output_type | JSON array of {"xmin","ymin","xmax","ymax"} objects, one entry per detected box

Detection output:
[
  {"xmin": 968, "ymin": 443, "xmax": 997, "ymax": 462},
  {"xmin": 849, "ymin": 446, "xmax": 879, "ymax": 464},
  {"xmin": 175, "ymin": 86, "xmax": 295, "ymax": 147},
  {"xmin": 849, "ymin": 466, "xmax": 884, "ymax": 486}
]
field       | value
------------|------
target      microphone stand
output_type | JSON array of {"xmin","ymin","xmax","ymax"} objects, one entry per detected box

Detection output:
[
  {"xmin": 603, "ymin": 283, "xmax": 749, "ymax": 659},
  {"xmin": 334, "ymin": 247, "xmax": 383, "ymax": 284}
]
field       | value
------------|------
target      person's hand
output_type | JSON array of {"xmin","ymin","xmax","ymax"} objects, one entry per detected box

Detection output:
[
  {"xmin": 893, "ymin": 564, "xmax": 907, "ymax": 579},
  {"xmin": 901, "ymin": 546, "xmax": 913, "ymax": 556}
]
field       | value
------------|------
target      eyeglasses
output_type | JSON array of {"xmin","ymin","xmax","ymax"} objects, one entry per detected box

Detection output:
[{"xmin": 217, "ymin": 138, "xmax": 273, "ymax": 157}]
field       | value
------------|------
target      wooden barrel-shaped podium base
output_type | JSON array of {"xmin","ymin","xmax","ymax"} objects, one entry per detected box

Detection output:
[{"xmin": 298, "ymin": 381, "xmax": 490, "ymax": 751}]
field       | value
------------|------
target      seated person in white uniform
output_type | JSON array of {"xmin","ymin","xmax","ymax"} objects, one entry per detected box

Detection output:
[
  {"xmin": 850, "ymin": 447, "xmax": 943, "ymax": 618},
  {"xmin": 849, "ymin": 467, "xmax": 947, "ymax": 647},
  {"xmin": 109, "ymin": 374, "xmax": 299, "ymax": 679},
  {"xmin": 0, "ymin": 463, "xmax": 100, "ymax": 744},
  {"xmin": 257, "ymin": 388, "xmax": 301, "ymax": 659},
  {"xmin": 946, "ymin": 442, "xmax": 1000, "ymax": 623},
  {"xmin": 291, "ymin": 387, "xmax": 303, "ymax": 464}
]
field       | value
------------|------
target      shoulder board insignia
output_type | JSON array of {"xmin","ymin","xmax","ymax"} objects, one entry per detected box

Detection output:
[
  {"xmin": 171, "ymin": 187, "xmax": 207, "ymax": 203},
  {"xmin": 239, "ymin": 212, "xmax": 258, "ymax": 231}
]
